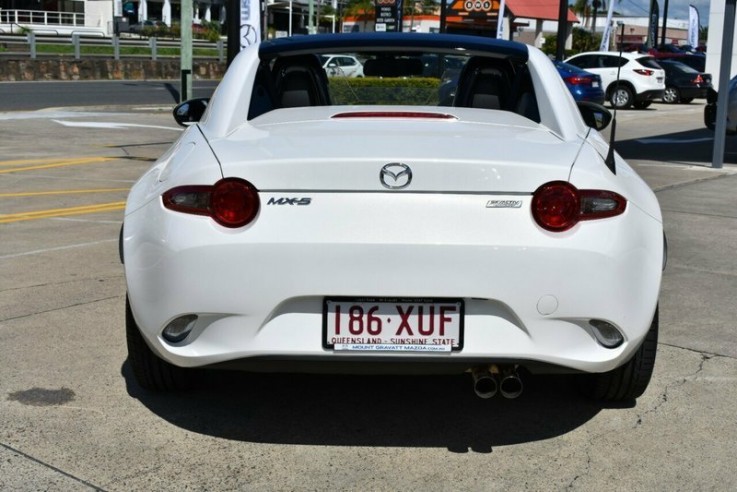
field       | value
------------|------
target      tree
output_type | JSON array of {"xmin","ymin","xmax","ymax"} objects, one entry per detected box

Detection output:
[
  {"xmin": 571, "ymin": 0, "xmax": 591, "ymax": 29},
  {"xmin": 344, "ymin": 0, "xmax": 375, "ymax": 32}
]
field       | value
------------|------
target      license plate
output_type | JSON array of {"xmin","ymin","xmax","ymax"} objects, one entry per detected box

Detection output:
[
  {"xmin": 323, "ymin": 298, "xmax": 464, "ymax": 352},
  {"xmin": 657, "ymin": 77, "xmax": 664, "ymax": 83},
  {"xmin": 592, "ymin": 81, "xmax": 599, "ymax": 88}
]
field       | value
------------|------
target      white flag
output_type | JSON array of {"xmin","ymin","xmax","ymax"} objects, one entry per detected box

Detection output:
[
  {"xmin": 599, "ymin": 0, "xmax": 616, "ymax": 51},
  {"xmin": 688, "ymin": 5, "xmax": 700, "ymax": 48},
  {"xmin": 240, "ymin": 0, "xmax": 261, "ymax": 50},
  {"xmin": 496, "ymin": 0, "xmax": 506, "ymax": 40}
]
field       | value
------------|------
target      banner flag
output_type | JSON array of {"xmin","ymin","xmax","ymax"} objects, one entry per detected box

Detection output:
[
  {"xmin": 239, "ymin": 0, "xmax": 261, "ymax": 50},
  {"xmin": 599, "ymin": 0, "xmax": 617, "ymax": 51},
  {"xmin": 646, "ymin": 0, "xmax": 659, "ymax": 49},
  {"xmin": 496, "ymin": 0, "xmax": 506, "ymax": 39},
  {"xmin": 688, "ymin": 5, "xmax": 700, "ymax": 48}
]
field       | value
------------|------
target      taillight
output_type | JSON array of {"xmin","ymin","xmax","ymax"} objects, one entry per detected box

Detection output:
[
  {"xmin": 693, "ymin": 74, "xmax": 704, "ymax": 84},
  {"xmin": 531, "ymin": 181, "xmax": 626, "ymax": 232},
  {"xmin": 564, "ymin": 76, "xmax": 590, "ymax": 86},
  {"xmin": 633, "ymin": 69, "xmax": 654, "ymax": 76},
  {"xmin": 162, "ymin": 178, "xmax": 260, "ymax": 228}
]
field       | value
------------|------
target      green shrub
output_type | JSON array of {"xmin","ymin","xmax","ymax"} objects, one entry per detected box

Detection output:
[{"xmin": 329, "ymin": 77, "xmax": 441, "ymax": 105}]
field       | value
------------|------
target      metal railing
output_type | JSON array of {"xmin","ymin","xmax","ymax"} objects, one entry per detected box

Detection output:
[
  {"xmin": 0, "ymin": 9, "xmax": 85, "ymax": 27},
  {"xmin": 0, "ymin": 33, "xmax": 227, "ymax": 62}
]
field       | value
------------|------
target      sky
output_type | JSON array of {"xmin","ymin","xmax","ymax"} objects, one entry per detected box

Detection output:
[{"xmin": 603, "ymin": 0, "xmax": 711, "ymax": 26}]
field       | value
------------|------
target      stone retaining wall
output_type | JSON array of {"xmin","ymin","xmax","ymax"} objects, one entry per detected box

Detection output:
[{"xmin": 0, "ymin": 58, "xmax": 226, "ymax": 81}]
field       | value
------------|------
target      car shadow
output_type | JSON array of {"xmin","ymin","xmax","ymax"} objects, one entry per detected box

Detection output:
[
  {"xmin": 614, "ymin": 127, "xmax": 737, "ymax": 166},
  {"xmin": 121, "ymin": 362, "xmax": 614, "ymax": 452}
]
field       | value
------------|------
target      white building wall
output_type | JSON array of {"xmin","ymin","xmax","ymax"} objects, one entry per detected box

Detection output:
[
  {"xmin": 706, "ymin": 0, "xmax": 737, "ymax": 90},
  {"xmin": 86, "ymin": 0, "xmax": 113, "ymax": 35}
]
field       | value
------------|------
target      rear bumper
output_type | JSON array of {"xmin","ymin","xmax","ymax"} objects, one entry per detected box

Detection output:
[
  {"xmin": 677, "ymin": 86, "xmax": 709, "ymax": 99},
  {"xmin": 124, "ymin": 193, "xmax": 663, "ymax": 375},
  {"xmin": 635, "ymin": 89, "xmax": 665, "ymax": 102}
]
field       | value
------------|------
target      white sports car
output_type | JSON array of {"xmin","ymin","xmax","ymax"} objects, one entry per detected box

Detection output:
[{"xmin": 122, "ymin": 33, "xmax": 664, "ymax": 402}]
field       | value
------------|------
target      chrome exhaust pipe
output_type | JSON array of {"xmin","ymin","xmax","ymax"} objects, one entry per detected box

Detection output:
[
  {"xmin": 499, "ymin": 367, "xmax": 523, "ymax": 399},
  {"xmin": 471, "ymin": 365, "xmax": 499, "ymax": 399}
]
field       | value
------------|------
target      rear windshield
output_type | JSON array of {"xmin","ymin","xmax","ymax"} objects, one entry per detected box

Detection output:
[
  {"xmin": 636, "ymin": 57, "xmax": 662, "ymax": 70},
  {"xmin": 249, "ymin": 49, "xmax": 539, "ymax": 123}
]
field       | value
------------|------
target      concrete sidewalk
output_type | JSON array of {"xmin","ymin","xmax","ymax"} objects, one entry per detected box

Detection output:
[{"xmin": 631, "ymin": 159, "xmax": 737, "ymax": 361}]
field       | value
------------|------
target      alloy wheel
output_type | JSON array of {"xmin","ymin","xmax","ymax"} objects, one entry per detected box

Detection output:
[{"xmin": 663, "ymin": 87, "xmax": 679, "ymax": 104}]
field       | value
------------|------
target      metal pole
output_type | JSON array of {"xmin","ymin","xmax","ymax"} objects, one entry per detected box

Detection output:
[
  {"xmin": 28, "ymin": 32, "xmax": 36, "ymax": 60},
  {"xmin": 263, "ymin": 0, "xmax": 268, "ymax": 39},
  {"xmin": 309, "ymin": 0, "xmax": 315, "ymax": 34},
  {"xmin": 289, "ymin": 0, "xmax": 293, "ymax": 36},
  {"xmin": 73, "ymin": 33, "xmax": 81, "ymax": 60},
  {"xmin": 556, "ymin": 0, "xmax": 568, "ymax": 60},
  {"xmin": 660, "ymin": 0, "xmax": 669, "ymax": 47},
  {"xmin": 227, "ymin": 0, "xmax": 240, "ymax": 66},
  {"xmin": 113, "ymin": 35, "xmax": 120, "ymax": 60},
  {"xmin": 181, "ymin": 0, "xmax": 193, "ymax": 102},
  {"xmin": 712, "ymin": 0, "xmax": 736, "ymax": 169},
  {"xmin": 440, "ymin": 0, "xmax": 447, "ymax": 33}
]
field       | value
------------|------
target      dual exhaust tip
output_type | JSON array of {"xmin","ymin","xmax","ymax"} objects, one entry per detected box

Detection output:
[{"xmin": 471, "ymin": 365, "xmax": 523, "ymax": 399}]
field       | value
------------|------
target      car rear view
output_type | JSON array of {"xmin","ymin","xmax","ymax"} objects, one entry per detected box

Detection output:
[
  {"xmin": 565, "ymin": 51, "xmax": 665, "ymax": 109},
  {"xmin": 123, "ymin": 34, "xmax": 663, "ymax": 404}
]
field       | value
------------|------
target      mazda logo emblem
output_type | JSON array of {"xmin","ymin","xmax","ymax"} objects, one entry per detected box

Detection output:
[{"xmin": 380, "ymin": 163, "xmax": 412, "ymax": 189}]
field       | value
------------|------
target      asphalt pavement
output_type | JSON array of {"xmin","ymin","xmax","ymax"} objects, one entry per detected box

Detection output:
[{"xmin": 0, "ymin": 101, "xmax": 736, "ymax": 490}]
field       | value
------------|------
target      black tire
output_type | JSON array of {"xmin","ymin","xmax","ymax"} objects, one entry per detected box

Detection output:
[
  {"xmin": 578, "ymin": 308, "xmax": 658, "ymax": 402},
  {"xmin": 680, "ymin": 97, "xmax": 694, "ymax": 104},
  {"xmin": 126, "ymin": 295, "xmax": 192, "ymax": 391},
  {"xmin": 633, "ymin": 101, "xmax": 652, "ymax": 109},
  {"xmin": 610, "ymin": 86, "xmax": 634, "ymax": 109},
  {"xmin": 662, "ymin": 86, "xmax": 680, "ymax": 104},
  {"xmin": 704, "ymin": 104, "xmax": 716, "ymax": 130}
]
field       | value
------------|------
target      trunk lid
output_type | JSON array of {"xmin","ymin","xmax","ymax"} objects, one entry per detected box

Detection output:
[{"xmin": 211, "ymin": 107, "xmax": 581, "ymax": 193}]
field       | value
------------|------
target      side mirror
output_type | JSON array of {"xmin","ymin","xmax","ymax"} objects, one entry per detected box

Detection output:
[
  {"xmin": 577, "ymin": 101, "xmax": 612, "ymax": 131},
  {"xmin": 173, "ymin": 98, "xmax": 210, "ymax": 127}
]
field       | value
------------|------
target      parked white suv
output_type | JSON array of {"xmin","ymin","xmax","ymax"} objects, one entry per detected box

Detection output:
[{"xmin": 565, "ymin": 51, "xmax": 665, "ymax": 109}]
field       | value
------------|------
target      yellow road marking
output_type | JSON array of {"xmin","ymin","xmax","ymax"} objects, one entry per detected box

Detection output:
[
  {"xmin": 0, "ymin": 201, "xmax": 126, "ymax": 224},
  {"xmin": 0, "ymin": 157, "xmax": 116, "ymax": 174},
  {"xmin": 0, "ymin": 157, "xmax": 67, "ymax": 166},
  {"xmin": 0, "ymin": 188, "xmax": 129, "ymax": 198}
]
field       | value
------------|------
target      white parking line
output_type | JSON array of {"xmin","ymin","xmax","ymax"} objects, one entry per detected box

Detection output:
[
  {"xmin": 0, "ymin": 239, "xmax": 117, "ymax": 260},
  {"xmin": 52, "ymin": 120, "xmax": 182, "ymax": 131}
]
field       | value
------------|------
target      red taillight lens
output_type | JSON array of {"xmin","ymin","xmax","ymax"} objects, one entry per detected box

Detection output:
[
  {"xmin": 531, "ymin": 182, "xmax": 580, "ymax": 232},
  {"xmin": 532, "ymin": 181, "xmax": 626, "ymax": 232},
  {"xmin": 633, "ymin": 69, "xmax": 654, "ymax": 76},
  {"xmin": 564, "ymin": 76, "xmax": 590, "ymax": 86},
  {"xmin": 162, "ymin": 178, "xmax": 260, "ymax": 228},
  {"xmin": 693, "ymin": 74, "xmax": 704, "ymax": 84}
]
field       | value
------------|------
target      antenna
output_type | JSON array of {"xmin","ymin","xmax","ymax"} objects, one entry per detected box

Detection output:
[{"xmin": 604, "ymin": 22, "xmax": 626, "ymax": 175}]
